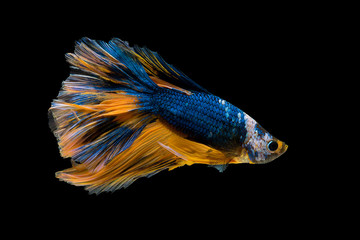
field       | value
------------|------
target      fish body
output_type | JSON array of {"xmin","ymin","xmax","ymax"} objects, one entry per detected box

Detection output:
[
  {"xmin": 152, "ymin": 89, "xmax": 246, "ymax": 151},
  {"xmin": 49, "ymin": 38, "xmax": 288, "ymax": 193}
]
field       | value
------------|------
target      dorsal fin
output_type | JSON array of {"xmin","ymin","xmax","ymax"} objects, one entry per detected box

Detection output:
[
  {"xmin": 133, "ymin": 46, "xmax": 209, "ymax": 93},
  {"xmin": 110, "ymin": 38, "xmax": 209, "ymax": 94}
]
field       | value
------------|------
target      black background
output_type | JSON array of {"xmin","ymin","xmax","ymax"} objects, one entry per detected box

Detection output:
[{"xmin": 17, "ymin": 5, "xmax": 344, "ymax": 237}]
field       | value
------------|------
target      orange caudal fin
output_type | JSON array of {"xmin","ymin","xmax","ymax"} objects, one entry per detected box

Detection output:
[{"xmin": 49, "ymin": 37, "xmax": 160, "ymax": 173}]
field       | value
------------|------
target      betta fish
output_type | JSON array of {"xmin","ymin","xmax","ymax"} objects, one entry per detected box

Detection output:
[{"xmin": 49, "ymin": 37, "xmax": 288, "ymax": 193}]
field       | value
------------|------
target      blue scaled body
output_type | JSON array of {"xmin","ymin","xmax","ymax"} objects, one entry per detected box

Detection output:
[{"xmin": 152, "ymin": 88, "xmax": 247, "ymax": 151}]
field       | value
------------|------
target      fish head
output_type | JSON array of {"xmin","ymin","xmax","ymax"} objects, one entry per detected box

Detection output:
[{"xmin": 242, "ymin": 116, "xmax": 288, "ymax": 164}]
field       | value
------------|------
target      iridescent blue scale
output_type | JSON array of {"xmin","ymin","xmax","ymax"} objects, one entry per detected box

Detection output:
[{"xmin": 152, "ymin": 89, "xmax": 247, "ymax": 151}]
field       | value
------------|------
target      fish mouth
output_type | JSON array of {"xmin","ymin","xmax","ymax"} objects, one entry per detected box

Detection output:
[{"xmin": 282, "ymin": 143, "xmax": 288, "ymax": 155}]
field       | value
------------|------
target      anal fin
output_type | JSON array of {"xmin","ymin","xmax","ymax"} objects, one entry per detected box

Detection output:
[
  {"xmin": 159, "ymin": 130, "xmax": 232, "ymax": 169},
  {"xmin": 56, "ymin": 121, "xmax": 183, "ymax": 193}
]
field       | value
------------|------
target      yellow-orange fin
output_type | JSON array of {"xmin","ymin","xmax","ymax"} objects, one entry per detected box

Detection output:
[
  {"xmin": 158, "ymin": 130, "xmax": 233, "ymax": 172},
  {"xmin": 56, "ymin": 121, "xmax": 186, "ymax": 193}
]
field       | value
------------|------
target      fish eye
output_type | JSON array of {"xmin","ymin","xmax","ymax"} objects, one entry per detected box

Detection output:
[{"xmin": 267, "ymin": 140, "xmax": 278, "ymax": 152}]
